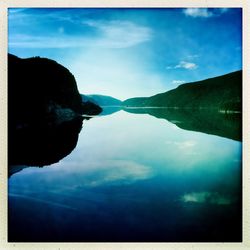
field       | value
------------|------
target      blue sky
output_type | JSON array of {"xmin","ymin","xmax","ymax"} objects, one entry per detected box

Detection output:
[{"xmin": 8, "ymin": 8, "xmax": 242, "ymax": 100}]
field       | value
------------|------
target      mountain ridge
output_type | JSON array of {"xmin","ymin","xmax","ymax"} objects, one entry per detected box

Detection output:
[
  {"xmin": 123, "ymin": 70, "xmax": 242, "ymax": 112},
  {"xmin": 81, "ymin": 94, "xmax": 122, "ymax": 107}
]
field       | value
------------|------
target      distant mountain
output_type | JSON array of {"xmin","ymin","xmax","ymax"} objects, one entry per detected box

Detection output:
[
  {"xmin": 81, "ymin": 94, "xmax": 122, "ymax": 107},
  {"xmin": 99, "ymin": 106, "xmax": 122, "ymax": 116},
  {"xmin": 123, "ymin": 70, "xmax": 242, "ymax": 112}
]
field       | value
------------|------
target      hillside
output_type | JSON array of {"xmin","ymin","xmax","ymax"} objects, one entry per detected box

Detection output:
[
  {"xmin": 8, "ymin": 54, "xmax": 90, "ymax": 172},
  {"xmin": 82, "ymin": 94, "xmax": 122, "ymax": 107},
  {"xmin": 123, "ymin": 70, "xmax": 242, "ymax": 112},
  {"xmin": 8, "ymin": 54, "xmax": 84, "ymax": 127}
]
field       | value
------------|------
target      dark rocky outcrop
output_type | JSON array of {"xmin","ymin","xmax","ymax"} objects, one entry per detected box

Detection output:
[
  {"xmin": 81, "ymin": 101, "xmax": 103, "ymax": 115},
  {"xmin": 8, "ymin": 54, "xmax": 85, "ymax": 128},
  {"xmin": 8, "ymin": 54, "xmax": 100, "ymax": 175}
]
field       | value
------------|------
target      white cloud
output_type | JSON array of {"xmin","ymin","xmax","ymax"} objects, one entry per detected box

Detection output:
[
  {"xmin": 9, "ymin": 19, "xmax": 153, "ymax": 49},
  {"xmin": 175, "ymin": 61, "xmax": 198, "ymax": 70},
  {"xmin": 172, "ymin": 80, "xmax": 186, "ymax": 85},
  {"xmin": 183, "ymin": 8, "xmax": 213, "ymax": 18},
  {"xmin": 166, "ymin": 61, "xmax": 198, "ymax": 70},
  {"xmin": 9, "ymin": 34, "xmax": 85, "ymax": 48},
  {"xmin": 183, "ymin": 8, "xmax": 229, "ymax": 18},
  {"xmin": 83, "ymin": 20, "xmax": 152, "ymax": 48}
]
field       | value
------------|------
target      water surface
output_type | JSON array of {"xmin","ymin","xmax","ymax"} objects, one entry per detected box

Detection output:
[{"xmin": 8, "ymin": 110, "xmax": 242, "ymax": 242}]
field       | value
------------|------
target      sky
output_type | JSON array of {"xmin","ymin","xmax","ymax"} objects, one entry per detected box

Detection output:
[{"xmin": 8, "ymin": 8, "xmax": 242, "ymax": 100}]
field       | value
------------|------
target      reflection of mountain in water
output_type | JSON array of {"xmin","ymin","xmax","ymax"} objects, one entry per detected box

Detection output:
[
  {"xmin": 124, "ymin": 108, "xmax": 241, "ymax": 141},
  {"xmin": 8, "ymin": 117, "xmax": 83, "ymax": 177},
  {"xmin": 100, "ymin": 106, "xmax": 122, "ymax": 116}
]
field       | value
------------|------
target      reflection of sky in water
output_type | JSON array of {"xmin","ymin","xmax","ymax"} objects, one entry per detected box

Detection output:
[
  {"xmin": 14, "ymin": 111, "xmax": 241, "ymax": 187},
  {"xmin": 8, "ymin": 111, "xmax": 242, "ymax": 241}
]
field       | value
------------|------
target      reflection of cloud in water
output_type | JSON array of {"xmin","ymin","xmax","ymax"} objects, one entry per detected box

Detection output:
[
  {"xmin": 175, "ymin": 140, "xmax": 197, "ymax": 149},
  {"xmin": 180, "ymin": 192, "xmax": 233, "ymax": 205},
  {"xmin": 83, "ymin": 160, "xmax": 153, "ymax": 187},
  {"xmin": 165, "ymin": 140, "xmax": 198, "ymax": 156},
  {"xmin": 164, "ymin": 140, "xmax": 197, "ymax": 149}
]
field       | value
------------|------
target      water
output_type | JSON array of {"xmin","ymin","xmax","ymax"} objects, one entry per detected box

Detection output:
[{"xmin": 8, "ymin": 109, "xmax": 242, "ymax": 242}]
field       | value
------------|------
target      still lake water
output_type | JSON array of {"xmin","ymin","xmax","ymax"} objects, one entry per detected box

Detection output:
[{"xmin": 8, "ymin": 109, "xmax": 242, "ymax": 242}]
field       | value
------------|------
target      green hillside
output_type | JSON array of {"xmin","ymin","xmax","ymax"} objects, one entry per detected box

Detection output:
[
  {"xmin": 123, "ymin": 70, "xmax": 242, "ymax": 112},
  {"xmin": 81, "ymin": 94, "xmax": 122, "ymax": 107}
]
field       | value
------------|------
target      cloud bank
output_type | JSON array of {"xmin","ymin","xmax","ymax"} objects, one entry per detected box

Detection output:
[
  {"xmin": 183, "ymin": 8, "xmax": 229, "ymax": 18},
  {"xmin": 9, "ymin": 16, "xmax": 153, "ymax": 49}
]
